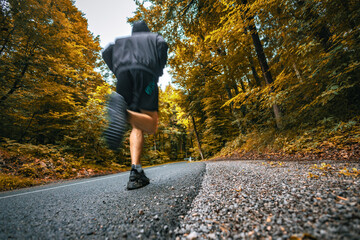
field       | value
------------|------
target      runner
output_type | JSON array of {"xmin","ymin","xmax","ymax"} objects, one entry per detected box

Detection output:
[{"xmin": 102, "ymin": 21, "xmax": 168, "ymax": 190}]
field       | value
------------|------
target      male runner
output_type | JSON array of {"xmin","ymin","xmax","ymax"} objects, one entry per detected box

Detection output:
[{"xmin": 102, "ymin": 21, "xmax": 168, "ymax": 190}]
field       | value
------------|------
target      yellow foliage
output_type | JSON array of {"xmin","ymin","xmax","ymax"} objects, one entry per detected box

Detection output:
[
  {"xmin": 339, "ymin": 167, "xmax": 360, "ymax": 177},
  {"xmin": 0, "ymin": 174, "xmax": 38, "ymax": 191},
  {"xmin": 311, "ymin": 163, "xmax": 333, "ymax": 171},
  {"xmin": 308, "ymin": 163, "xmax": 359, "ymax": 179},
  {"xmin": 308, "ymin": 172, "xmax": 319, "ymax": 179}
]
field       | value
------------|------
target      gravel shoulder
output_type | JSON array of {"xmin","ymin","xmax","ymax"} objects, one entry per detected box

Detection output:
[{"xmin": 175, "ymin": 160, "xmax": 360, "ymax": 240}]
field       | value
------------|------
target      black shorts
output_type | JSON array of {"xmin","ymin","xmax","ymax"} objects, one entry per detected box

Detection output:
[{"xmin": 116, "ymin": 69, "xmax": 159, "ymax": 112}]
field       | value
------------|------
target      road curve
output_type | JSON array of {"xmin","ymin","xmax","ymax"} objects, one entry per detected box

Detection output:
[{"xmin": 0, "ymin": 161, "xmax": 205, "ymax": 239}]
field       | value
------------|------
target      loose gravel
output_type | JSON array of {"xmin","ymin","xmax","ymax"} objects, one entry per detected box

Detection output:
[{"xmin": 175, "ymin": 160, "xmax": 360, "ymax": 240}]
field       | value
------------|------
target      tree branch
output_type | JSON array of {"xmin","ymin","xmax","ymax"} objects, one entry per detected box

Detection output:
[{"xmin": 181, "ymin": 0, "xmax": 195, "ymax": 16}]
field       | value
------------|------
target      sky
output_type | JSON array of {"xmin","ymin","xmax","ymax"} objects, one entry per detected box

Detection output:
[{"xmin": 73, "ymin": 0, "xmax": 171, "ymax": 90}]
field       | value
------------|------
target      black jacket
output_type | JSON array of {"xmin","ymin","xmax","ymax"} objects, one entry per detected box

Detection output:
[{"xmin": 102, "ymin": 21, "xmax": 168, "ymax": 78}]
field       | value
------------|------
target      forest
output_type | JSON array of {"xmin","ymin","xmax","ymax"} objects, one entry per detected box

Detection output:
[{"xmin": 1, "ymin": 0, "xmax": 359, "ymax": 190}]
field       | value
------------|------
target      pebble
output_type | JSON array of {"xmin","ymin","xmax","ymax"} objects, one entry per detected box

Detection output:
[
  {"xmin": 187, "ymin": 231, "xmax": 198, "ymax": 239},
  {"xmin": 175, "ymin": 160, "xmax": 360, "ymax": 239}
]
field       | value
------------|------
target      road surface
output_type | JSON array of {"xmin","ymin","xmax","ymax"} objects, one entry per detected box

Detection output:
[{"xmin": 0, "ymin": 161, "xmax": 205, "ymax": 239}]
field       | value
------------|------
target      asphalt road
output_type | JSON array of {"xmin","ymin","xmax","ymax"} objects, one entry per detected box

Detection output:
[{"xmin": 0, "ymin": 161, "xmax": 205, "ymax": 239}]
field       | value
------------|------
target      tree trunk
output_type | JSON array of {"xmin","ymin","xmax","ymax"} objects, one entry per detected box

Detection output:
[
  {"xmin": 232, "ymin": 80, "xmax": 239, "ymax": 95},
  {"xmin": 293, "ymin": 63, "xmax": 303, "ymax": 83},
  {"xmin": 249, "ymin": 26, "xmax": 283, "ymax": 128},
  {"xmin": 225, "ymin": 83, "xmax": 234, "ymax": 112},
  {"xmin": 225, "ymin": 83, "xmax": 244, "ymax": 131},
  {"xmin": 191, "ymin": 115, "xmax": 204, "ymax": 160},
  {"xmin": 247, "ymin": 54, "xmax": 262, "ymax": 87},
  {"xmin": 19, "ymin": 111, "xmax": 37, "ymax": 142},
  {"xmin": 248, "ymin": 27, "xmax": 272, "ymax": 85},
  {"xmin": 241, "ymin": 0, "xmax": 283, "ymax": 129},
  {"xmin": 0, "ymin": 61, "xmax": 29, "ymax": 104}
]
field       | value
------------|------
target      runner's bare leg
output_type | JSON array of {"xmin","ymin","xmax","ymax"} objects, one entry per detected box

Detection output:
[
  {"xmin": 128, "ymin": 110, "xmax": 158, "ymax": 165},
  {"xmin": 128, "ymin": 110, "xmax": 158, "ymax": 134},
  {"xmin": 130, "ymin": 128, "xmax": 143, "ymax": 166}
]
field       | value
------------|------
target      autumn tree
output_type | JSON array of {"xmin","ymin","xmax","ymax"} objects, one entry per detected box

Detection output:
[
  {"xmin": 132, "ymin": 0, "xmax": 360, "ymax": 157},
  {"xmin": 139, "ymin": 85, "xmax": 191, "ymax": 164},
  {"xmin": 0, "ymin": 0, "xmax": 105, "ymax": 145}
]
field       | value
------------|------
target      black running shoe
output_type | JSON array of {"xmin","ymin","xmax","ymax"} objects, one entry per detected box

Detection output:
[
  {"xmin": 127, "ymin": 167, "xmax": 150, "ymax": 190},
  {"xmin": 103, "ymin": 92, "xmax": 128, "ymax": 151}
]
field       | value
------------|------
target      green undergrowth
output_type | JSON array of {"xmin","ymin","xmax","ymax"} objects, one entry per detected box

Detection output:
[{"xmin": 217, "ymin": 117, "xmax": 360, "ymax": 160}]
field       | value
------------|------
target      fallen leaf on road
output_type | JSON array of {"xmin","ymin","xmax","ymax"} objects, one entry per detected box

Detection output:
[
  {"xmin": 336, "ymin": 196, "xmax": 348, "ymax": 201},
  {"xmin": 308, "ymin": 172, "xmax": 319, "ymax": 179},
  {"xmin": 290, "ymin": 233, "xmax": 317, "ymax": 240}
]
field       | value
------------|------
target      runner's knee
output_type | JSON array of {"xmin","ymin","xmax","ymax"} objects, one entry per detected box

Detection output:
[
  {"xmin": 144, "ymin": 115, "xmax": 157, "ymax": 134},
  {"xmin": 149, "ymin": 119, "xmax": 158, "ymax": 134},
  {"xmin": 139, "ymin": 110, "xmax": 158, "ymax": 134}
]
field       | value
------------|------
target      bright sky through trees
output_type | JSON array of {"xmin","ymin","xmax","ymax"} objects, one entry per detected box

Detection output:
[{"xmin": 73, "ymin": 0, "xmax": 171, "ymax": 89}]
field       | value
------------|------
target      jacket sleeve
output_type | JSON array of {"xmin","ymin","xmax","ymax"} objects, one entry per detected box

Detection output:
[
  {"xmin": 156, "ymin": 35, "xmax": 168, "ymax": 76},
  {"xmin": 102, "ymin": 44, "xmax": 115, "ymax": 73}
]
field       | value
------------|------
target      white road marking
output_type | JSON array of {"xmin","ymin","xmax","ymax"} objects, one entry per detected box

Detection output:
[
  {"xmin": 0, "ymin": 162, "xmax": 186, "ymax": 200},
  {"xmin": 0, "ymin": 173, "xmax": 124, "ymax": 200}
]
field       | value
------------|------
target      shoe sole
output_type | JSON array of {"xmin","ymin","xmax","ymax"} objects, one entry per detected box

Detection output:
[
  {"xmin": 103, "ymin": 92, "xmax": 127, "ymax": 151},
  {"xmin": 127, "ymin": 180, "xmax": 150, "ymax": 190}
]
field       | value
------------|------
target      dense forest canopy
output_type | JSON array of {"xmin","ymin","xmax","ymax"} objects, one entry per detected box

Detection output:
[
  {"xmin": 0, "ymin": 0, "xmax": 359, "ymax": 186},
  {"xmin": 130, "ymin": 0, "xmax": 360, "ymax": 158},
  {"xmin": 0, "ymin": 0, "xmax": 190, "ymax": 175},
  {"xmin": 1, "ymin": 0, "xmax": 103, "ymax": 143}
]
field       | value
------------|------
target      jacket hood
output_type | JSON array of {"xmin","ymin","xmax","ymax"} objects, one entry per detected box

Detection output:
[{"xmin": 132, "ymin": 21, "xmax": 150, "ymax": 34}]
